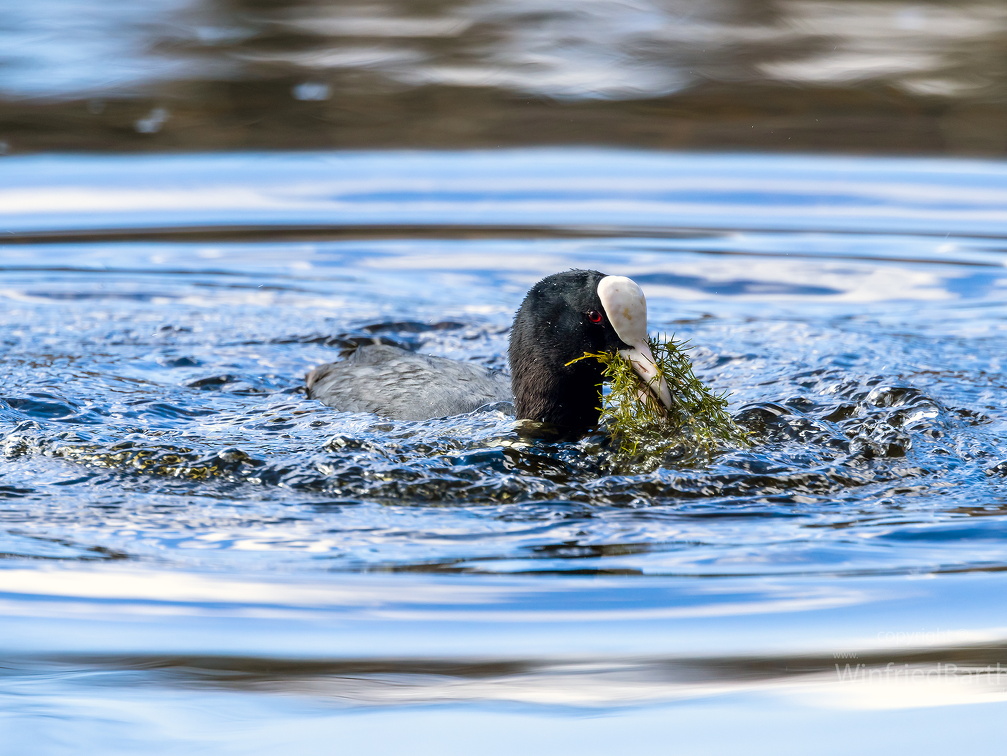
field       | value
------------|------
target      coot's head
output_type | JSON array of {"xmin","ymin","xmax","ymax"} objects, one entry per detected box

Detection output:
[{"xmin": 508, "ymin": 269, "xmax": 672, "ymax": 437}]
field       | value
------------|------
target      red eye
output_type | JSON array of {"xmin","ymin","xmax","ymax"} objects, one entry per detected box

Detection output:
[{"xmin": 587, "ymin": 310, "xmax": 603, "ymax": 324}]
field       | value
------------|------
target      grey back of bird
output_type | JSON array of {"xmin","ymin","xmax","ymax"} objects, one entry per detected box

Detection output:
[{"xmin": 305, "ymin": 344, "xmax": 513, "ymax": 421}]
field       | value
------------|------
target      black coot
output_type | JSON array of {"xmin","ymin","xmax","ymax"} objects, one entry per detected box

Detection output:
[{"xmin": 306, "ymin": 270, "xmax": 672, "ymax": 436}]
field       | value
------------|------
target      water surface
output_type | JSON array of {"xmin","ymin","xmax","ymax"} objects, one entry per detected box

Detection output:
[
  {"xmin": 4, "ymin": 0, "xmax": 1007, "ymax": 153},
  {"xmin": 2, "ymin": 149, "xmax": 1007, "ymax": 753}
]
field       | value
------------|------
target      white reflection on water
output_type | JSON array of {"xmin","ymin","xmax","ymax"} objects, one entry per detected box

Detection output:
[
  {"xmin": 259, "ymin": 0, "xmax": 1007, "ymax": 100},
  {"xmin": 4, "ymin": 568, "xmax": 1007, "ymax": 716},
  {"xmin": 0, "ymin": 568, "xmax": 862, "ymax": 620},
  {"xmin": 767, "ymin": 1, "xmax": 1007, "ymax": 98},
  {"xmin": 2, "ymin": 0, "xmax": 1006, "ymax": 102},
  {"xmin": 0, "ymin": 0, "xmax": 240, "ymax": 98},
  {"xmin": 2, "ymin": 151, "xmax": 1007, "ymax": 238}
]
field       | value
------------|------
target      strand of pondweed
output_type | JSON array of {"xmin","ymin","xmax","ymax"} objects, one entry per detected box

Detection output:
[{"xmin": 573, "ymin": 335, "xmax": 748, "ymax": 467}]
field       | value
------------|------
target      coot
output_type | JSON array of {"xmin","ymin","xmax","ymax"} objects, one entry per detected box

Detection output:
[{"xmin": 306, "ymin": 270, "xmax": 672, "ymax": 436}]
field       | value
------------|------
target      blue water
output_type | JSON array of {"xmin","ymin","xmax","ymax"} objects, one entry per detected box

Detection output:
[{"xmin": 2, "ymin": 149, "xmax": 1007, "ymax": 754}]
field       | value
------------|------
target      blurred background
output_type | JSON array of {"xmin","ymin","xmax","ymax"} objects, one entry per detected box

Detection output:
[{"xmin": 3, "ymin": 0, "xmax": 1006, "ymax": 155}]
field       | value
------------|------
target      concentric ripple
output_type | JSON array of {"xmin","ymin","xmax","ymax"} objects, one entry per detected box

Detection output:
[{"xmin": 3, "ymin": 224, "xmax": 1007, "ymax": 579}]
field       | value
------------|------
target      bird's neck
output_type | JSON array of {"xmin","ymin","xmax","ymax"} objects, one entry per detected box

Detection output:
[{"xmin": 511, "ymin": 354, "xmax": 604, "ymax": 437}]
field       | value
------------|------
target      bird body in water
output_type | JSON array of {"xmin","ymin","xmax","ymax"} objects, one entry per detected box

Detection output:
[
  {"xmin": 305, "ymin": 344, "xmax": 511, "ymax": 422},
  {"xmin": 306, "ymin": 270, "xmax": 672, "ymax": 437}
]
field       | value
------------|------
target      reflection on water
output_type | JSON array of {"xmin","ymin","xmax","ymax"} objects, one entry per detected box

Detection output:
[
  {"xmin": 4, "ymin": 566, "xmax": 1007, "ymax": 752},
  {"xmin": 2, "ymin": 0, "xmax": 1007, "ymax": 153},
  {"xmin": 2, "ymin": 149, "xmax": 1007, "ymax": 750}
]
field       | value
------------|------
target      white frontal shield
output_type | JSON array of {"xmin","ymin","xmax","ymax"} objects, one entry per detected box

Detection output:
[{"xmin": 597, "ymin": 275, "xmax": 673, "ymax": 410}]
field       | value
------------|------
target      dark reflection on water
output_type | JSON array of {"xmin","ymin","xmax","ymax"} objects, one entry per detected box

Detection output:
[
  {"xmin": 17, "ymin": 641, "xmax": 1007, "ymax": 707},
  {"xmin": 3, "ymin": 0, "xmax": 1007, "ymax": 153}
]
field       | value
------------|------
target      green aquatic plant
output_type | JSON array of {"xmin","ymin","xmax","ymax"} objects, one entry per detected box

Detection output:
[{"xmin": 574, "ymin": 336, "xmax": 749, "ymax": 468}]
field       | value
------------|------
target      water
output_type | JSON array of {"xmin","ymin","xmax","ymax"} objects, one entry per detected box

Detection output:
[
  {"xmin": 3, "ymin": 0, "xmax": 1007, "ymax": 154},
  {"xmin": 2, "ymin": 149, "xmax": 1007, "ymax": 752}
]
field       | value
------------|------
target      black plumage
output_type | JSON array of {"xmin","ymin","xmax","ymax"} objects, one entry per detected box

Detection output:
[{"xmin": 306, "ymin": 269, "xmax": 657, "ymax": 437}]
